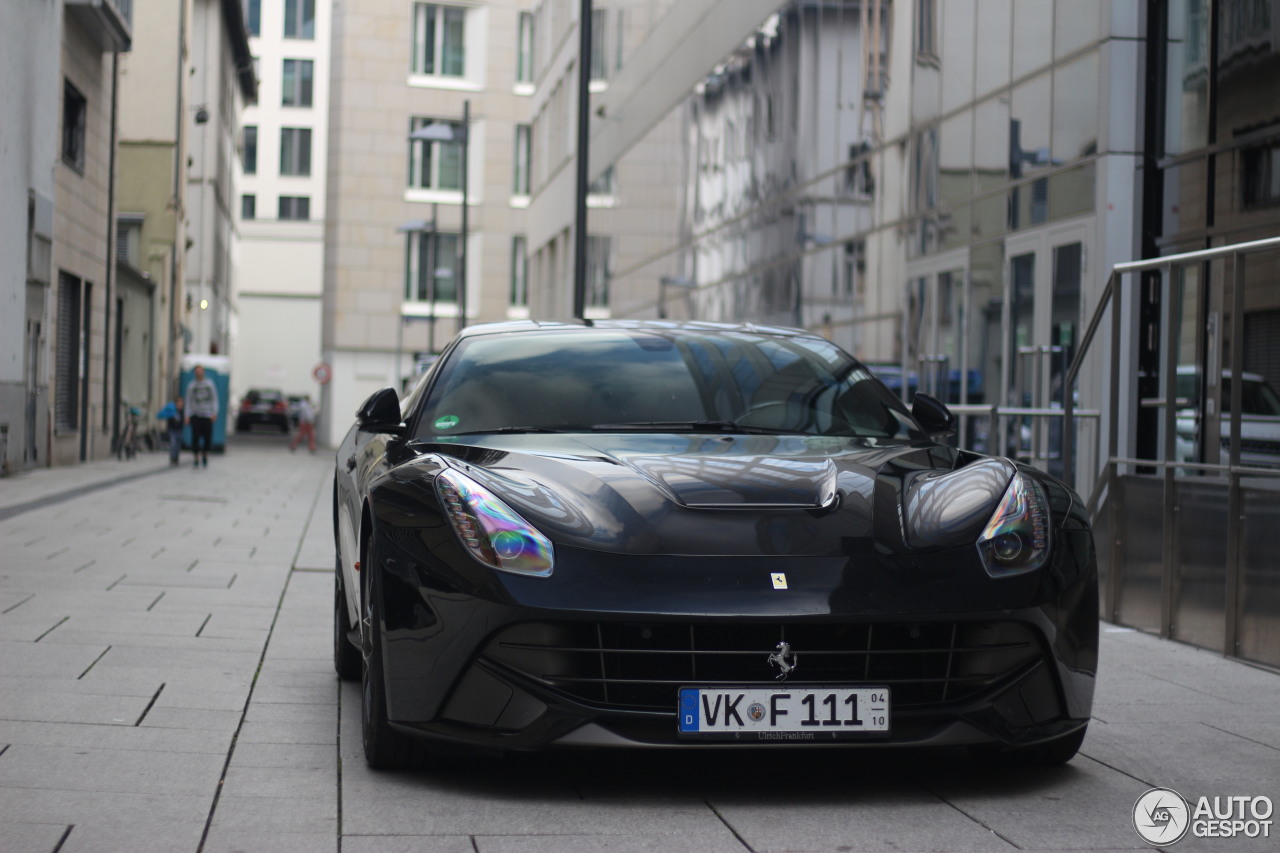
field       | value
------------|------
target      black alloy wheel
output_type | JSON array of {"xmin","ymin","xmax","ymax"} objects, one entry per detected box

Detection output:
[{"xmin": 360, "ymin": 541, "xmax": 423, "ymax": 769}]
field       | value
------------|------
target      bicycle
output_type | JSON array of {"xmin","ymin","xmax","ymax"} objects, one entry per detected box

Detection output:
[{"xmin": 116, "ymin": 404, "xmax": 144, "ymax": 460}]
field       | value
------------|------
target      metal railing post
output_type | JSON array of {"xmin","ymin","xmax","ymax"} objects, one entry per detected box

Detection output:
[
  {"xmin": 1159, "ymin": 263, "xmax": 1179, "ymax": 640},
  {"xmin": 1107, "ymin": 269, "xmax": 1124, "ymax": 624},
  {"xmin": 1224, "ymin": 251, "xmax": 1247, "ymax": 658}
]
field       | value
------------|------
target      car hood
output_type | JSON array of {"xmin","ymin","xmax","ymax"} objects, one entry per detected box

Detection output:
[{"xmin": 400, "ymin": 433, "xmax": 1018, "ymax": 558}]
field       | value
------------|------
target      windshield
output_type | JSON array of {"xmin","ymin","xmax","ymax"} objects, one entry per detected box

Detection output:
[{"xmin": 413, "ymin": 328, "xmax": 926, "ymax": 440}]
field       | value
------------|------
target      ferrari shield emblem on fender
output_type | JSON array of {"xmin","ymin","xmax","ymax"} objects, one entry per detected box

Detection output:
[{"xmin": 770, "ymin": 572, "xmax": 788, "ymax": 589}]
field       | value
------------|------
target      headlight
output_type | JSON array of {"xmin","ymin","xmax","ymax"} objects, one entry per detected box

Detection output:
[
  {"xmin": 435, "ymin": 469, "xmax": 554, "ymax": 577},
  {"xmin": 976, "ymin": 472, "xmax": 1050, "ymax": 577}
]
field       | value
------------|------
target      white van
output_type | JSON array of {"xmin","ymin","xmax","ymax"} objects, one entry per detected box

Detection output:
[{"xmin": 1176, "ymin": 367, "xmax": 1280, "ymax": 470}]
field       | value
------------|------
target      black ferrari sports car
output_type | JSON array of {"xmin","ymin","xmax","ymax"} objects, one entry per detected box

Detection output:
[{"xmin": 333, "ymin": 320, "xmax": 1097, "ymax": 768}]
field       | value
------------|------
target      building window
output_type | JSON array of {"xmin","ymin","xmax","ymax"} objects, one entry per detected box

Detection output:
[
  {"xmin": 589, "ymin": 167, "xmax": 614, "ymax": 195},
  {"xmin": 843, "ymin": 240, "xmax": 865, "ymax": 297},
  {"xmin": 55, "ymin": 272, "xmax": 82, "ymax": 432},
  {"xmin": 513, "ymin": 124, "xmax": 532, "ymax": 195},
  {"xmin": 590, "ymin": 8, "xmax": 608, "ymax": 82},
  {"xmin": 916, "ymin": 0, "xmax": 938, "ymax": 59},
  {"xmin": 62, "ymin": 80, "xmax": 87, "ymax": 172},
  {"xmin": 408, "ymin": 117, "xmax": 463, "ymax": 190},
  {"xmin": 910, "ymin": 127, "xmax": 939, "ymax": 213},
  {"xmin": 284, "ymin": 0, "xmax": 315, "ymax": 39},
  {"xmin": 406, "ymin": 231, "xmax": 459, "ymax": 304},
  {"xmin": 243, "ymin": 125, "xmax": 258, "ymax": 174},
  {"xmin": 282, "ymin": 59, "xmax": 314, "ymax": 107},
  {"xmin": 116, "ymin": 215, "xmax": 143, "ymax": 267},
  {"xmin": 845, "ymin": 142, "xmax": 875, "ymax": 198},
  {"xmin": 615, "ymin": 7, "xmax": 625, "ymax": 72},
  {"xmin": 278, "ymin": 196, "xmax": 310, "ymax": 220},
  {"xmin": 412, "ymin": 3, "xmax": 466, "ymax": 78},
  {"xmin": 510, "ymin": 236, "xmax": 528, "ymax": 306},
  {"xmin": 280, "ymin": 127, "xmax": 312, "ymax": 176},
  {"xmin": 247, "ymin": 0, "xmax": 261, "ymax": 36},
  {"xmin": 517, "ymin": 10, "xmax": 535, "ymax": 83},
  {"xmin": 586, "ymin": 235, "xmax": 612, "ymax": 308},
  {"xmin": 241, "ymin": 194, "xmax": 257, "ymax": 220},
  {"xmin": 1242, "ymin": 141, "xmax": 1280, "ymax": 210}
]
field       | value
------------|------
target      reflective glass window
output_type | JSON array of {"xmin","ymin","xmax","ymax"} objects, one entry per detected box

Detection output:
[
  {"xmin": 1164, "ymin": 0, "xmax": 1210, "ymax": 154},
  {"xmin": 1012, "ymin": 0, "xmax": 1052, "ymax": 79},
  {"xmin": 1010, "ymin": 74, "xmax": 1051, "ymax": 179},
  {"xmin": 1052, "ymin": 51, "xmax": 1100, "ymax": 164},
  {"xmin": 939, "ymin": 0, "xmax": 977, "ymax": 112},
  {"xmin": 1055, "ymin": 0, "xmax": 1102, "ymax": 57},
  {"xmin": 939, "ymin": 112, "xmax": 974, "ymax": 205},
  {"xmin": 973, "ymin": 97, "xmax": 1010, "ymax": 194},
  {"xmin": 975, "ymin": 0, "xmax": 1012, "ymax": 97}
]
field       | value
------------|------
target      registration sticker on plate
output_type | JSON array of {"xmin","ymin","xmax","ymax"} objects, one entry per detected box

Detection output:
[{"xmin": 678, "ymin": 686, "xmax": 889, "ymax": 741}]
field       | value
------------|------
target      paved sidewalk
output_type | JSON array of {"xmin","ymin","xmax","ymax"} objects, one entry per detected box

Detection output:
[
  {"xmin": 0, "ymin": 453, "xmax": 175, "ymax": 518},
  {"xmin": 0, "ymin": 443, "xmax": 333, "ymax": 853}
]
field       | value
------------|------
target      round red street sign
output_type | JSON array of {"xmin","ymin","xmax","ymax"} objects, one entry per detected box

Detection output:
[{"xmin": 312, "ymin": 362, "xmax": 332, "ymax": 385}]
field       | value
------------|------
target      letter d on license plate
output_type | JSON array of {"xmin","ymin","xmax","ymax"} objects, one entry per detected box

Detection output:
[{"xmin": 678, "ymin": 686, "xmax": 889, "ymax": 740}]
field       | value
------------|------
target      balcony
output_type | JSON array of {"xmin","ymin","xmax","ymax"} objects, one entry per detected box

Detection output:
[{"xmin": 66, "ymin": 0, "xmax": 132, "ymax": 53}]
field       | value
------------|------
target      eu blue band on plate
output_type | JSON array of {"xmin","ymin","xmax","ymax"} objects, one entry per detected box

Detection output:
[{"xmin": 678, "ymin": 689, "xmax": 699, "ymax": 732}]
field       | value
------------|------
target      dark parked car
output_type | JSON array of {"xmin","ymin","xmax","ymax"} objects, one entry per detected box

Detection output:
[
  {"xmin": 235, "ymin": 388, "xmax": 290, "ymax": 433},
  {"xmin": 333, "ymin": 321, "xmax": 1097, "ymax": 768}
]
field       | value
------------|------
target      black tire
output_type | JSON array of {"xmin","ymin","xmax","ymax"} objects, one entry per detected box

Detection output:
[
  {"xmin": 973, "ymin": 725, "xmax": 1087, "ymax": 766},
  {"xmin": 333, "ymin": 562, "xmax": 361, "ymax": 681},
  {"xmin": 360, "ymin": 549, "xmax": 423, "ymax": 770}
]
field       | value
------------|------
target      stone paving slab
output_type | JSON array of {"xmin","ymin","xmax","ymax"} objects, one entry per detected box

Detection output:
[{"xmin": 0, "ymin": 821, "xmax": 71, "ymax": 853}]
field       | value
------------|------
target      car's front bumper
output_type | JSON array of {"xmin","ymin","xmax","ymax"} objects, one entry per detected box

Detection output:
[{"xmin": 366, "ymin": 526, "xmax": 1098, "ymax": 752}]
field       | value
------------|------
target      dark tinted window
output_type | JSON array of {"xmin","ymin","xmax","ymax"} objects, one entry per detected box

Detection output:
[{"xmin": 414, "ymin": 329, "xmax": 922, "ymax": 439}]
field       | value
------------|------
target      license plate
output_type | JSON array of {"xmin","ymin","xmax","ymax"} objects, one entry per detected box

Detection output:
[{"xmin": 678, "ymin": 686, "xmax": 890, "ymax": 741}]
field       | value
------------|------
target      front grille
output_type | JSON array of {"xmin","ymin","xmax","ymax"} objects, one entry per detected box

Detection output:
[{"xmin": 483, "ymin": 620, "xmax": 1042, "ymax": 713}]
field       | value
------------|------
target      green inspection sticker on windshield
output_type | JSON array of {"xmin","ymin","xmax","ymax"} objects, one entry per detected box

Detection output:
[{"xmin": 434, "ymin": 415, "xmax": 460, "ymax": 431}]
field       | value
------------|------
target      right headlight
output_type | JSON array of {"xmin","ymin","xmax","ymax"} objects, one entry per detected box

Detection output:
[
  {"xmin": 975, "ymin": 472, "xmax": 1050, "ymax": 577},
  {"xmin": 435, "ymin": 468, "xmax": 555, "ymax": 577}
]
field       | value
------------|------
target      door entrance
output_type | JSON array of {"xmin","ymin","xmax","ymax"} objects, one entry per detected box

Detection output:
[{"xmin": 1002, "ymin": 224, "xmax": 1089, "ymax": 474}]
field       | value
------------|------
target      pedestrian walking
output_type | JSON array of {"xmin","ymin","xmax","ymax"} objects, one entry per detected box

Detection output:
[
  {"xmin": 157, "ymin": 398, "xmax": 184, "ymax": 466},
  {"xmin": 185, "ymin": 364, "xmax": 219, "ymax": 468},
  {"xmin": 289, "ymin": 396, "xmax": 318, "ymax": 454}
]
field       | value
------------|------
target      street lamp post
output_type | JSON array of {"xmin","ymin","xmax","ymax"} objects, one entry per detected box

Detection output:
[
  {"xmin": 408, "ymin": 100, "xmax": 469, "ymax": 333},
  {"xmin": 395, "ymin": 205, "xmax": 454, "ymax": 387}
]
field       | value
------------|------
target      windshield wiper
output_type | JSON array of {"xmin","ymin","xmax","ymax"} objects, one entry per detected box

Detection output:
[
  {"xmin": 447, "ymin": 426, "xmax": 561, "ymax": 435},
  {"xmin": 590, "ymin": 420, "xmax": 798, "ymax": 435}
]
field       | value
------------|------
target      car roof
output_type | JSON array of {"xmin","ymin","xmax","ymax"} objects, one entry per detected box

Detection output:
[{"xmin": 454, "ymin": 318, "xmax": 819, "ymax": 342}]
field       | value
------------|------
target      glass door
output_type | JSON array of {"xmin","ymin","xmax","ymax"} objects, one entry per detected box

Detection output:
[
  {"xmin": 904, "ymin": 249, "xmax": 969, "ymax": 407},
  {"xmin": 1003, "ymin": 224, "xmax": 1089, "ymax": 474}
]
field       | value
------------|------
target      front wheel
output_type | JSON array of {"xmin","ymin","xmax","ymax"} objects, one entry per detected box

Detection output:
[{"xmin": 360, "ymin": 552, "xmax": 424, "ymax": 769}]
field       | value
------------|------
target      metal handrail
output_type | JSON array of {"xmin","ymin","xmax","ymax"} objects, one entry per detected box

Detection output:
[
  {"xmin": 1108, "ymin": 456, "xmax": 1280, "ymax": 478},
  {"xmin": 1061, "ymin": 235, "xmax": 1280, "ymax": 489}
]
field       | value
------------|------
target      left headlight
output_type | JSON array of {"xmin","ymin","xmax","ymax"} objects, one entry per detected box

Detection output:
[
  {"xmin": 435, "ymin": 468, "xmax": 555, "ymax": 577},
  {"xmin": 976, "ymin": 472, "xmax": 1050, "ymax": 577}
]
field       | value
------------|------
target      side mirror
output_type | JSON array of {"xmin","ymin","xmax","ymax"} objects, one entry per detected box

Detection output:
[
  {"xmin": 912, "ymin": 393, "xmax": 956, "ymax": 437},
  {"xmin": 356, "ymin": 388, "xmax": 405, "ymax": 434}
]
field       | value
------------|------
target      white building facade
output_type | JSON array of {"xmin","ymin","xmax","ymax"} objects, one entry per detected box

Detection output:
[{"xmin": 232, "ymin": 0, "xmax": 330, "ymax": 410}]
